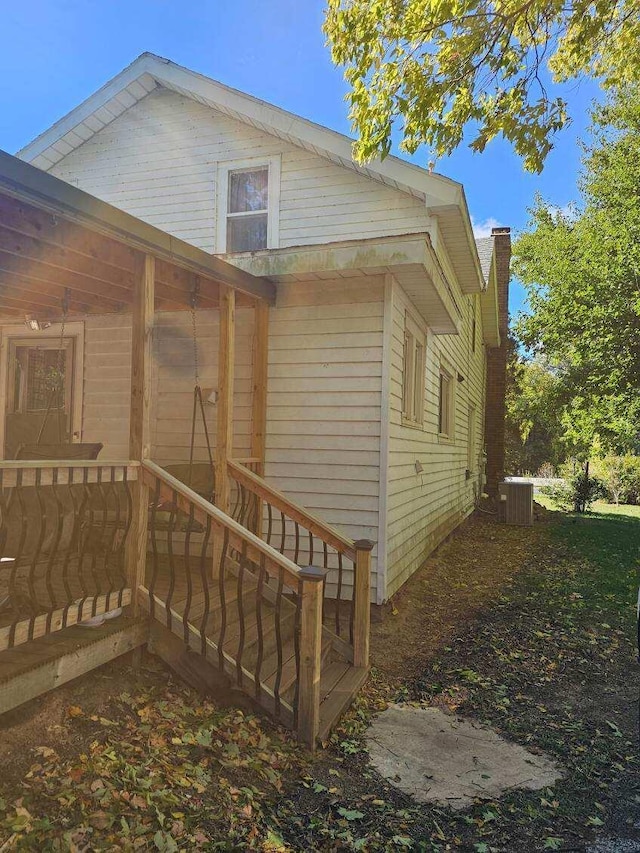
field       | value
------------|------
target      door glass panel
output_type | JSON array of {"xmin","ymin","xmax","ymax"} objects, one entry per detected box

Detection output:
[{"xmin": 24, "ymin": 348, "xmax": 66, "ymax": 412}]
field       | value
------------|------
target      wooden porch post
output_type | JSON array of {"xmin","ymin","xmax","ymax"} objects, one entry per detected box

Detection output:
[
  {"xmin": 215, "ymin": 284, "xmax": 235, "ymax": 515},
  {"xmin": 297, "ymin": 565, "xmax": 327, "ymax": 749},
  {"xmin": 353, "ymin": 539, "xmax": 374, "ymax": 670},
  {"xmin": 125, "ymin": 253, "xmax": 154, "ymax": 616},
  {"xmin": 251, "ymin": 301, "xmax": 269, "ymax": 477},
  {"xmin": 250, "ymin": 300, "xmax": 269, "ymax": 537}
]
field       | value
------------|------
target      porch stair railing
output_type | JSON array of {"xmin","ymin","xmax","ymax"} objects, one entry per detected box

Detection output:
[
  {"xmin": 138, "ymin": 460, "xmax": 371, "ymax": 747},
  {"xmin": 227, "ymin": 459, "xmax": 373, "ymax": 670},
  {"xmin": 0, "ymin": 459, "xmax": 372, "ymax": 747}
]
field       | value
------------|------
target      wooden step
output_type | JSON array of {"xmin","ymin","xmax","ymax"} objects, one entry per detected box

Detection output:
[
  {"xmin": 0, "ymin": 616, "xmax": 148, "ymax": 716},
  {"xmin": 317, "ymin": 664, "xmax": 368, "ymax": 743},
  {"xmin": 261, "ymin": 632, "xmax": 334, "ymax": 701},
  {"xmin": 139, "ymin": 588, "xmax": 296, "ymax": 729}
]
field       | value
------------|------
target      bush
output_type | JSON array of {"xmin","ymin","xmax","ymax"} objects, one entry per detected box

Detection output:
[
  {"xmin": 541, "ymin": 469, "xmax": 607, "ymax": 512},
  {"xmin": 591, "ymin": 455, "xmax": 640, "ymax": 505}
]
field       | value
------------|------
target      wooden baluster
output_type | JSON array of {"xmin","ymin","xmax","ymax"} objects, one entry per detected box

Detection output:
[
  {"xmin": 297, "ymin": 565, "xmax": 327, "ymax": 750},
  {"xmin": 353, "ymin": 540, "xmax": 374, "ymax": 670}
]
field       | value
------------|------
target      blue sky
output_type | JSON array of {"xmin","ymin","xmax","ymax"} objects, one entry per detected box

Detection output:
[{"xmin": 0, "ymin": 0, "xmax": 602, "ymax": 317}]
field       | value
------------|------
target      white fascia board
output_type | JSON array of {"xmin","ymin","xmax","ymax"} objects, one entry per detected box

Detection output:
[
  {"xmin": 17, "ymin": 54, "xmax": 160, "ymax": 162},
  {"xmin": 480, "ymin": 258, "xmax": 501, "ymax": 347}
]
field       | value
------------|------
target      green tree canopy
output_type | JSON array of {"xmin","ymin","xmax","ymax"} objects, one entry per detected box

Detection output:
[
  {"xmin": 324, "ymin": 0, "xmax": 640, "ymax": 172},
  {"xmin": 505, "ymin": 351, "xmax": 565, "ymax": 474},
  {"xmin": 513, "ymin": 85, "xmax": 640, "ymax": 458}
]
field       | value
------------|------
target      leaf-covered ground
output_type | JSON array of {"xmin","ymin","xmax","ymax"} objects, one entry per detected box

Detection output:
[{"xmin": 0, "ymin": 503, "xmax": 638, "ymax": 851}]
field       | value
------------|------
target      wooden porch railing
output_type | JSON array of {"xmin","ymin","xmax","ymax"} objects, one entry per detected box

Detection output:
[
  {"xmin": 139, "ymin": 460, "xmax": 328, "ymax": 747},
  {"xmin": 227, "ymin": 459, "xmax": 373, "ymax": 670},
  {"xmin": 0, "ymin": 461, "xmax": 137, "ymax": 650}
]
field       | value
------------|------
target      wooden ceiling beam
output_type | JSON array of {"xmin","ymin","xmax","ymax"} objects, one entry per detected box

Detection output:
[
  {"xmin": 0, "ymin": 195, "xmax": 137, "ymax": 275},
  {"xmin": 154, "ymin": 260, "xmax": 219, "ymax": 308},
  {"xmin": 0, "ymin": 250, "xmax": 130, "ymax": 308},
  {"xmin": 0, "ymin": 291, "xmax": 65, "ymax": 313},
  {"xmin": 0, "ymin": 225, "xmax": 134, "ymax": 297}
]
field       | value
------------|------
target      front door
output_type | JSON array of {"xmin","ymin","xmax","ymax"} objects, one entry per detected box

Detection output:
[{"xmin": 4, "ymin": 338, "xmax": 76, "ymax": 459}]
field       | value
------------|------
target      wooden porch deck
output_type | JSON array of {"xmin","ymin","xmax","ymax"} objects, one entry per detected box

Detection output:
[{"xmin": 0, "ymin": 459, "xmax": 371, "ymax": 746}]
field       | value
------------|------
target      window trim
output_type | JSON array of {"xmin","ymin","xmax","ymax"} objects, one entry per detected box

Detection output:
[
  {"xmin": 438, "ymin": 362, "xmax": 455, "ymax": 440},
  {"xmin": 216, "ymin": 155, "xmax": 281, "ymax": 253},
  {"xmin": 467, "ymin": 403, "xmax": 477, "ymax": 472},
  {"xmin": 471, "ymin": 295, "xmax": 477, "ymax": 353},
  {"xmin": 401, "ymin": 310, "xmax": 426, "ymax": 428}
]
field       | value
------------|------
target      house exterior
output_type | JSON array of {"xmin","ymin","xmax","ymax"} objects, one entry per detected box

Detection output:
[{"xmin": 15, "ymin": 53, "xmax": 510, "ymax": 604}]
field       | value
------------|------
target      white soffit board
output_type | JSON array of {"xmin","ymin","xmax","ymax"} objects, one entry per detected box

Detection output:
[{"xmin": 226, "ymin": 234, "xmax": 463, "ymax": 335}]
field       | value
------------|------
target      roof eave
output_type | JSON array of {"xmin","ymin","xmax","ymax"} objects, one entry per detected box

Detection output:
[{"xmin": 0, "ymin": 149, "xmax": 275, "ymax": 304}]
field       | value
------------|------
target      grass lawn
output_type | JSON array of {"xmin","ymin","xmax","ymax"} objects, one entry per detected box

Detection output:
[
  {"xmin": 0, "ymin": 503, "xmax": 638, "ymax": 851},
  {"xmin": 536, "ymin": 494, "xmax": 640, "ymax": 520}
]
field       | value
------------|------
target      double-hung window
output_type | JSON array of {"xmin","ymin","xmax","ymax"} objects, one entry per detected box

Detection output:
[
  {"xmin": 402, "ymin": 312, "xmax": 426, "ymax": 426},
  {"xmin": 216, "ymin": 157, "xmax": 280, "ymax": 253}
]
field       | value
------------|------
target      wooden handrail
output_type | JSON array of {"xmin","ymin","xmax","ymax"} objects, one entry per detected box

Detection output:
[
  {"xmin": 141, "ymin": 460, "xmax": 303, "ymax": 587},
  {"xmin": 228, "ymin": 459, "xmax": 357, "ymax": 561},
  {"xmin": 0, "ymin": 459, "xmax": 140, "ymax": 468},
  {"xmin": 0, "ymin": 461, "xmax": 139, "ymax": 487}
]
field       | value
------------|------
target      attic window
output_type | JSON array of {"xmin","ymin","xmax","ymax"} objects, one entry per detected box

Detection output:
[
  {"xmin": 217, "ymin": 157, "xmax": 281, "ymax": 253},
  {"xmin": 227, "ymin": 168, "xmax": 268, "ymax": 251}
]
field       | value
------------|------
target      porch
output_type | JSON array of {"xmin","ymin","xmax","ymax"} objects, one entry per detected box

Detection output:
[{"xmin": 0, "ymin": 150, "xmax": 371, "ymax": 748}]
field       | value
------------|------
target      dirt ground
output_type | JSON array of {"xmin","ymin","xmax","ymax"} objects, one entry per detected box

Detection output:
[
  {"xmin": 0, "ymin": 655, "xmax": 166, "ymax": 790},
  {"xmin": 369, "ymin": 508, "xmax": 545, "ymax": 683}
]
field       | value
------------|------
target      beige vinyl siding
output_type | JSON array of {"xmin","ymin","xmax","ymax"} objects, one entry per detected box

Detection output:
[
  {"xmin": 48, "ymin": 87, "xmax": 433, "ymax": 252},
  {"xmin": 385, "ymin": 277, "xmax": 486, "ymax": 597},
  {"xmin": 82, "ymin": 314, "xmax": 132, "ymax": 458},
  {"xmin": 152, "ymin": 308, "xmax": 254, "ymax": 465},
  {"xmin": 78, "ymin": 309, "xmax": 254, "ymax": 464},
  {"xmin": 265, "ymin": 277, "xmax": 384, "ymax": 600}
]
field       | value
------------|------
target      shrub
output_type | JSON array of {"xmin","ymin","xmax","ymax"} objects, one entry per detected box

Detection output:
[
  {"xmin": 541, "ymin": 469, "xmax": 607, "ymax": 512},
  {"xmin": 591, "ymin": 455, "xmax": 640, "ymax": 505}
]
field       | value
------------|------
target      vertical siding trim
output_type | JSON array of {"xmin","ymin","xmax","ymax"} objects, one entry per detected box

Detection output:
[{"xmin": 376, "ymin": 274, "xmax": 394, "ymax": 604}]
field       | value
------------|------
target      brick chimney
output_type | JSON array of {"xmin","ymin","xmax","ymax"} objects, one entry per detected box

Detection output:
[{"xmin": 484, "ymin": 226, "xmax": 511, "ymax": 497}]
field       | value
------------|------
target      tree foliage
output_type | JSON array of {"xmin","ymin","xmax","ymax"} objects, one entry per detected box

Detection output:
[
  {"xmin": 505, "ymin": 349, "xmax": 565, "ymax": 474},
  {"xmin": 324, "ymin": 0, "xmax": 640, "ymax": 172},
  {"xmin": 514, "ymin": 85, "xmax": 640, "ymax": 458}
]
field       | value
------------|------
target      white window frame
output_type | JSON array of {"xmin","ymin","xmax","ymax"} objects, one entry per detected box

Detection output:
[
  {"xmin": 401, "ymin": 310, "xmax": 426, "ymax": 427},
  {"xmin": 438, "ymin": 363, "xmax": 455, "ymax": 439},
  {"xmin": 216, "ymin": 155, "xmax": 281, "ymax": 253}
]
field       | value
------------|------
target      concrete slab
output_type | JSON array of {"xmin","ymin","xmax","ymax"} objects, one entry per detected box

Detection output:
[
  {"xmin": 366, "ymin": 705, "xmax": 562, "ymax": 810},
  {"xmin": 587, "ymin": 841, "xmax": 640, "ymax": 853}
]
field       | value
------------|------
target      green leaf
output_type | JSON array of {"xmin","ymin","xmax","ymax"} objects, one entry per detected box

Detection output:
[{"xmin": 337, "ymin": 807, "xmax": 365, "ymax": 821}]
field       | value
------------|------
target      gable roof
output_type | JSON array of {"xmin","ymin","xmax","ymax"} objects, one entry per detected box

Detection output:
[{"xmin": 17, "ymin": 52, "xmax": 485, "ymax": 294}]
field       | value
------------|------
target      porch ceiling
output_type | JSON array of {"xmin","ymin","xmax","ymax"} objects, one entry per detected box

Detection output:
[
  {"xmin": 0, "ymin": 150, "xmax": 274, "ymax": 319},
  {"xmin": 226, "ymin": 233, "xmax": 463, "ymax": 334}
]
